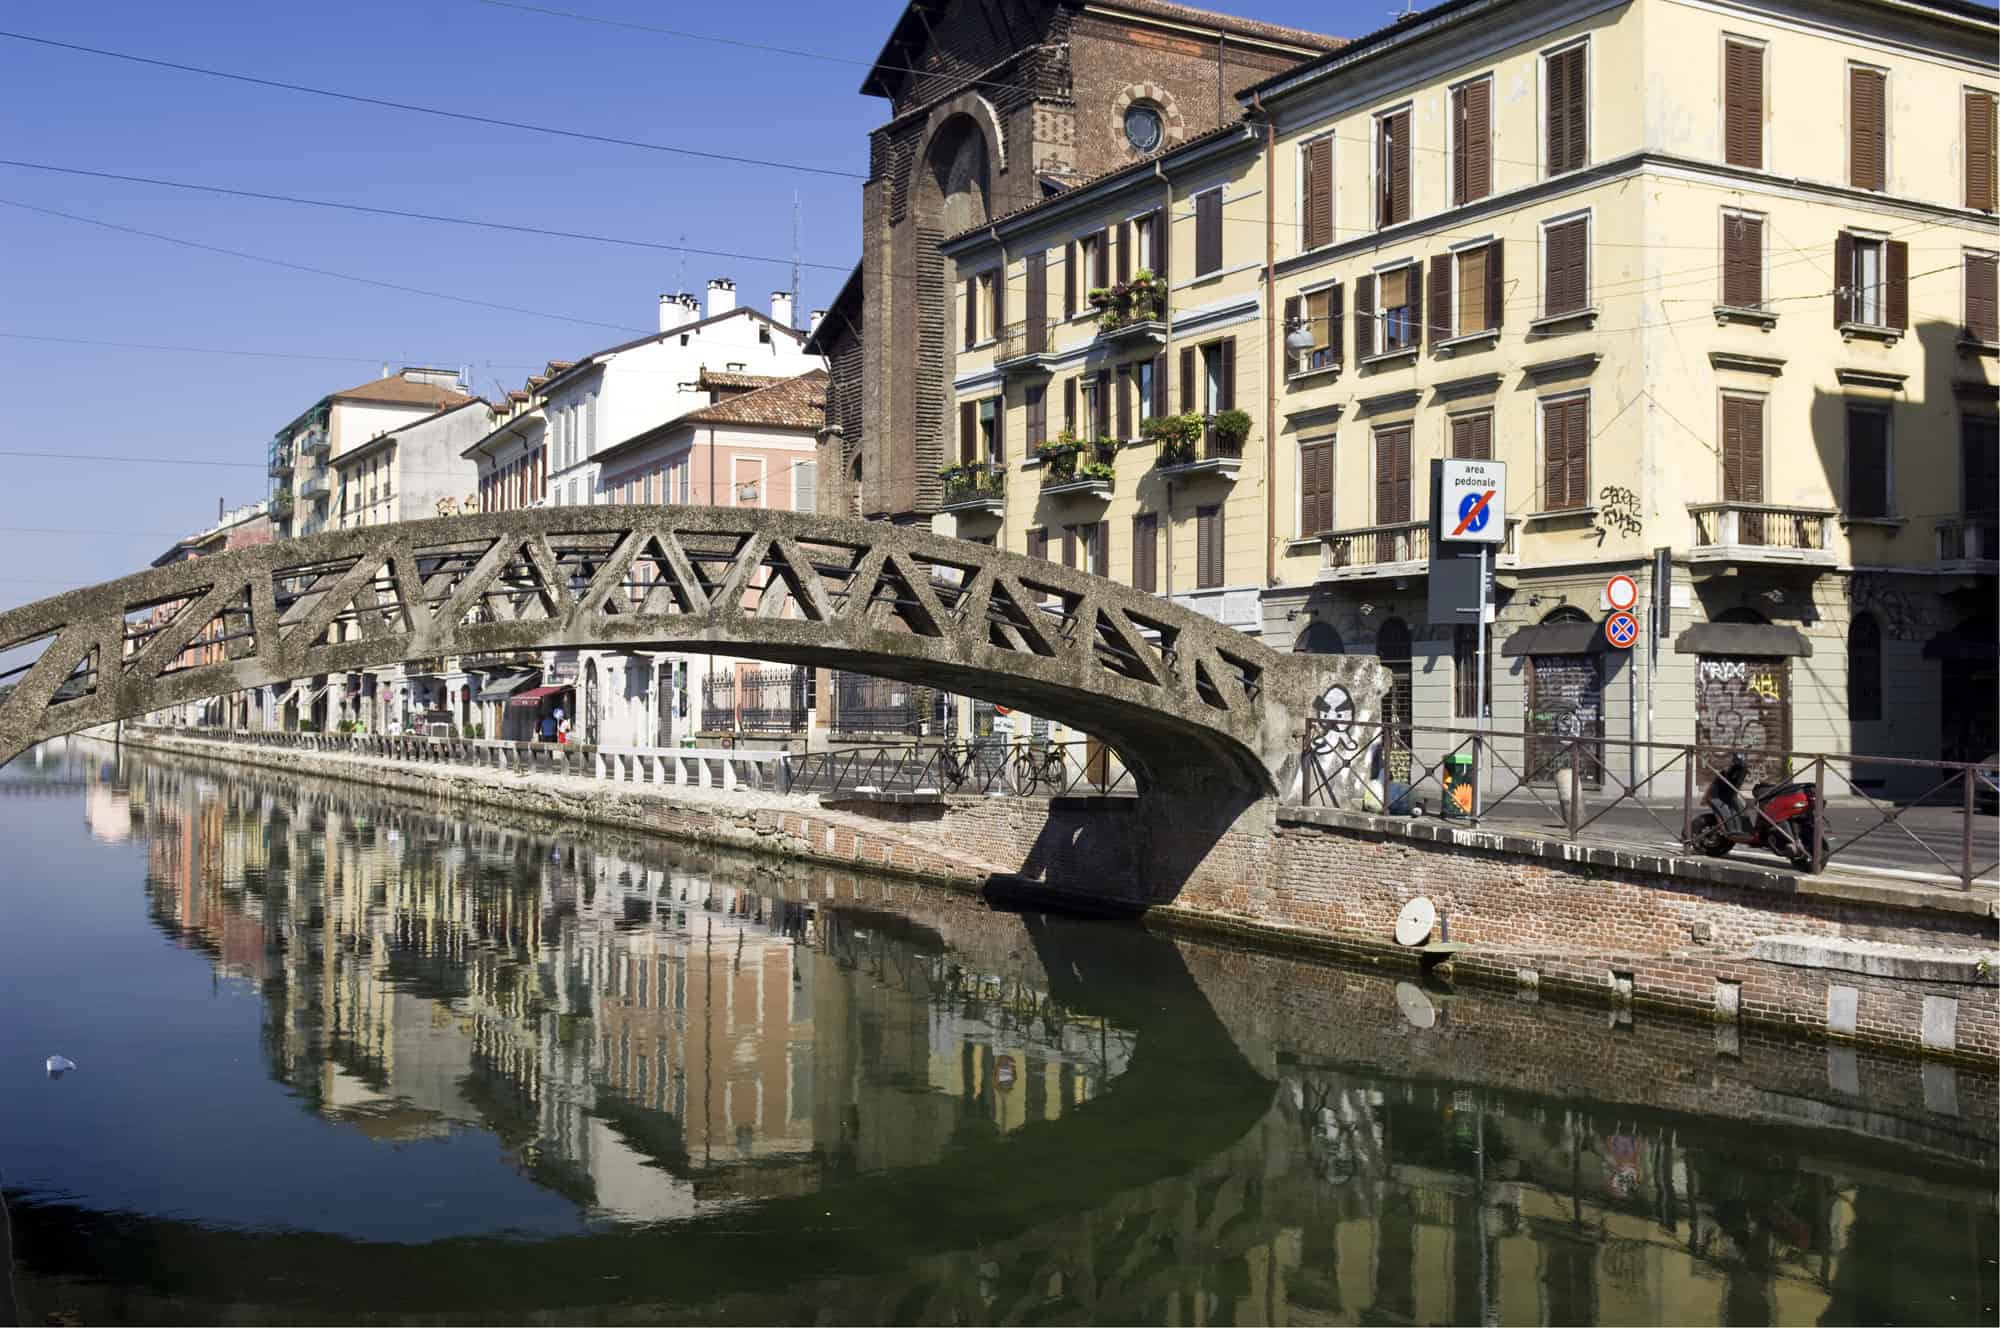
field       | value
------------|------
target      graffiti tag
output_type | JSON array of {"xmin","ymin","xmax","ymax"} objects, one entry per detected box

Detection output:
[{"xmin": 1594, "ymin": 485, "xmax": 1643, "ymax": 545}]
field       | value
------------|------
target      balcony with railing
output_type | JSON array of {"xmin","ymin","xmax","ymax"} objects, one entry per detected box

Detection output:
[
  {"xmin": 267, "ymin": 439, "xmax": 293, "ymax": 477},
  {"xmin": 1317, "ymin": 518, "xmax": 1520, "ymax": 581},
  {"xmin": 1687, "ymin": 503, "xmax": 1836, "ymax": 565},
  {"xmin": 939, "ymin": 461, "xmax": 1005, "ymax": 515},
  {"xmin": 1937, "ymin": 514, "xmax": 1999, "ymax": 568},
  {"xmin": 1154, "ymin": 413, "xmax": 1248, "ymax": 481},
  {"xmin": 299, "ymin": 472, "xmax": 331, "ymax": 501},
  {"xmin": 1091, "ymin": 275, "xmax": 1167, "ymax": 348},
  {"xmin": 300, "ymin": 427, "xmax": 329, "ymax": 458},
  {"xmin": 1036, "ymin": 438, "xmax": 1117, "ymax": 498},
  {"xmin": 994, "ymin": 318, "xmax": 1057, "ymax": 372}
]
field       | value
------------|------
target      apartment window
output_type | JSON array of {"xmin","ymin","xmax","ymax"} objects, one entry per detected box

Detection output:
[
  {"xmin": 1131, "ymin": 512, "xmax": 1158, "ymax": 592},
  {"xmin": 1848, "ymin": 612, "xmax": 1882, "ymax": 723},
  {"xmin": 1454, "ymin": 624, "xmax": 1492, "ymax": 719},
  {"xmin": 1722, "ymin": 39, "xmax": 1765, "ymax": 169},
  {"xmin": 1966, "ymin": 250, "xmax": 1998, "ymax": 343},
  {"xmin": 964, "ymin": 269, "xmax": 997, "ymax": 347},
  {"xmin": 1063, "ymin": 376, "xmax": 1078, "ymax": 435},
  {"xmin": 1090, "ymin": 369, "xmax": 1111, "ymax": 440},
  {"xmin": 1450, "ymin": 410, "xmax": 1493, "ymax": 460},
  {"xmin": 1377, "ymin": 264, "xmax": 1420, "ymax": 352},
  {"xmin": 1721, "ymin": 210, "xmax": 1765, "ymax": 309},
  {"xmin": 1849, "ymin": 64, "xmax": 1887, "ymax": 192},
  {"xmin": 1540, "ymin": 393, "xmax": 1590, "ymax": 512},
  {"xmin": 1444, "ymin": 240, "xmax": 1502, "ymax": 337},
  {"xmin": 1027, "ymin": 527, "xmax": 1049, "ymax": 561},
  {"xmin": 584, "ymin": 393, "xmax": 597, "ymax": 458},
  {"xmin": 1132, "ymin": 209, "xmax": 1164, "ymax": 273},
  {"xmin": 1542, "ymin": 214, "xmax": 1590, "ymax": 318},
  {"xmin": 1544, "ymin": 40, "xmax": 1588, "ymax": 176},
  {"xmin": 1181, "ymin": 338, "xmax": 1237, "ymax": 415},
  {"xmin": 1195, "ymin": 504, "xmax": 1224, "ymax": 589},
  {"xmin": 1299, "ymin": 438, "xmax": 1334, "ymax": 536},
  {"xmin": 1721, "ymin": 393, "xmax": 1766, "ymax": 515},
  {"xmin": 958, "ymin": 399, "xmax": 977, "ymax": 464},
  {"xmin": 1134, "ymin": 358, "xmax": 1157, "ymax": 428},
  {"xmin": 1194, "ymin": 190, "xmax": 1223, "ymax": 276},
  {"xmin": 1836, "ymin": 231, "xmax": 1906, "ymax": 329},
  {"xmin": 1080, "ymin": 522, "xmax": 1108, "ymax": 576},
  {"xmin": 1846, "ymin": 404, "xmax": 1891, "ymax": 519},
  {"xmin": 1064, "ymin": 238, "xmax": 1083, "ymax": 317},
  {"xmin": 1301, "ymin": 133, "xmax": 1335, "ymax": 250},
  {"xmin": 1964, "ymin": 415, "xmax": 1998, "ymax": 516},
  {"xmin": 1374, "ymin": 424, "xmax": 1413, "ymax": 527},
  {"xmin": 1376, "ymin": 106, "xmax": 1411, "ymax": 227},
  {"xmin": 1451, "ymin": 77, "xmax": 1492, "ymax": 205},
  {"xmin": 1968, "ymin": 90, "xmax": 1997, "ymax": 212},
  {"xmin": 1115, "ymin": 365, "xmax": 1134, "ymax": 440},
  {"xmin": 1025, "ymin": 382, "xmax": 1048, "ymax": 449},
  {"xmin": 978, "ymin": 397, "xmax": 998, "ymax": 460},
  {"xmin": 1284, "ymin": 284, "xmax": 1343, "ymax": 374}
]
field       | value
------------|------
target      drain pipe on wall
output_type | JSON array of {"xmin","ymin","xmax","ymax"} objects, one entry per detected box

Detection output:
[{"xmin": 1251, "ymin": 93, "xmax": 1279, "ymax": 591}]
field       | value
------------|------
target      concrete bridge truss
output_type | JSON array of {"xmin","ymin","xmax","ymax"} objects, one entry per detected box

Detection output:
[{"xmin": 0, "ymin": 507, "xmax": 1386, "ymax": 793}]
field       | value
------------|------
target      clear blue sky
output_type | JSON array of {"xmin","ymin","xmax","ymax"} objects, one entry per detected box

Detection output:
[{"xmin": 0, "ymin": 0, "xmax": 1392, "ymax": 608}]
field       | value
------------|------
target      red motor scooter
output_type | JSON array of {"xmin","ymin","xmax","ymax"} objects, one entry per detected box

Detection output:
[{"xmin": 1687, "ymin": 752, "xmax": 1828, "ymax": 873}]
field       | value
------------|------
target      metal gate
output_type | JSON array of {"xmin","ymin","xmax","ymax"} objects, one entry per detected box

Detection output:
[
  {"xmin": 1696, "ymin": 655, "xmax": 1792, "ymax": 785},
  {"xmin": 1526, "ymin": 655, "xmax": 1605, "ymax": 786}
]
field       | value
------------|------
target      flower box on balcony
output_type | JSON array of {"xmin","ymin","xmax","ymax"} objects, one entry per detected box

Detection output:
[
  {"xmin": 939, "ymin": 461, "xmax": 1006, "ymax": 515},
  {"xmin": 1090, "ymin": 271, "xmax": 1167, "ymax": 341}
]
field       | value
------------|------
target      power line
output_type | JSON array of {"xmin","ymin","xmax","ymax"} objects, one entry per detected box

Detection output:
[
  {"xmin": 1, "ymin": 330, "xmax": 434, "ymax": 366},
  {"xmin": 0, "ymin": 198, "xmax": 653, "ymax": 335},
  {"xmin": 0, "ymin": 159, "xmax": 856, "ymax": 275},
  {"xmin": 0, "ymin": 29, "xmax": 865, "ymax": 180},
  {"xmin": 466, "ymin": 0, "xmax": 876, "ymax": 70}
]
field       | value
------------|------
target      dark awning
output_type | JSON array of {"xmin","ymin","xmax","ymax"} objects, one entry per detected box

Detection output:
[
  {"xmin": 1502, "ymin": 622, "xmax": 1602, "ymax": 657},
  {"xmin": 1675, "ymin": 623, "xmax": 1812, "ymax": 657},
  {"xmin": 473, "ymin": 670, "xmax": 539, "ymax": 703},
  {"xmin": 508, "ymin": 684, "xmax": 570, "ymax": 708}
]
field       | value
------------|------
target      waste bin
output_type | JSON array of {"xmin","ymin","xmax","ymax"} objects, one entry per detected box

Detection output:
[{"xmin": 1442, "ymin": 752, "xmax": 1475, "ymax": 819}]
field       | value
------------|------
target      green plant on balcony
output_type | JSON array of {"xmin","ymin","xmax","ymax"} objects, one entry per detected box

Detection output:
[
  {"xmin": 939, "ymin": 461, "xmax": 1005, "ymax": 504},
  {"xmin": 1143, "ymin": 412, "xmax": 1205, "ymax": 465},
  {"xmin": 1210, "ymin": 408, "xmax": 1253, "ymax": 457},
  {"xmin": 1087, "ymin": 269, "xmax": 1166, "ymax": 332},
  {"xmin": 1076, "ymin": 458, "xmax": 1116, "ymax": 485},
  {"xmin": 1037, "ymin": 431, "xmax": 1085, "ymax": 481}
]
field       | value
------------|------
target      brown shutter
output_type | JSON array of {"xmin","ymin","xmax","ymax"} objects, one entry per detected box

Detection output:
[
  {"xmin": 1025, "ymin": 251, "xmax": 1046, "ymax": 348},
  {"xmin": 1062, "ymin": 526, "xmax": 1076, "ymax": 567},
  {"xmin": 1721, "ymin": 395, "xmax": 1763, "ymax": 503},
  {"xmin": 1723, "ymin": 212, "xmax": 1762, "ymax": 308},
  {"xmin": 1485, "ymin": 240, "xmax": 1505, "ymax": 332},
  {"xmin": 1968, "ymin": 91, "xmax": 1998, "ymax": 212},
  {"xmin": 1283, "ymin": 293, "xmax": 1301, "ymax": 371},
  {"xmin": 1724, "ymin": 41, "xmax": 1764, "ymax": 169},
  {"xmin": 1375, "ymin": 426, "xmax": 1408, "ymax": 524},
  {"xmin": 1428, "ymin": 253, "xmax": 1452, "ymax": 346},
  {"xmin": 1885, "ymin": 239, "xmax": 1908, "ymax": 331},
  {"xmin": 1405, "ymin": 262, "xmax": 1424, "ymax": 350},
  {"xmin": 1967, "ymin": 252, "xmax": 1999, "ymax": 342},
  {"xmin": 1847, "ymin": 407, "xmax": 1889, "ymax": 518},
  {"xmin": 1218, "ymin": 337, "xmax": 1237, "ymax": 411},
  {"xmin": 1547, "ymin": 46, "xmax": 1587, "ymax": 174},
  {"xmin": 1962, "ymin": 416, "xmax": 1998, "ymax": 516},
  {"xmin": 1451, "ymin": 411, "xmax": 1492, "ymax": 460},
  {"xmin": 1179, "ymin": 346, "xmax": 1196, "ymax": 412},
  {"xmin": 1461, "ymin": 79, "xmax": 1491, "ymax": 202},
  {"xmin": 959, "ymin": 400, "xmax": 976, "ymax": 464},
  {"xmin": 1196, "ymin": 504, "xmax": 1223, "ymax": 588},
  {"xmin": 1565, "ymin": 48, "xmax": 1587, "ymax": 172},
  {"xmin": 963, "ymin": 276, "xmax": 977, "ymax": 349},
  {"xmin": 1327, "ymin": 282, "xmax": 1345, "ymax": 363},
  {"xmin": 1195, "ymin": 191, "xmax": 1222, "ymax": 275},
  {"xmin": 1543, "ymin": 400, "xmax": 1568, "ymax": 510},
  {"xmin": 1390, "ymin": 111, "xmax": 1411, "ymax": 224},
  {"xmin": 1152, "ymin": 206, "xmax": 1170, "ymax": 279},
  {"xmin": 1132, "ymin": 513, "xmax": 1157, "ymax": 592},
  {"xmin": 1064, "ymin": 241, "xmax": 1077, "ymax": 317},
  {"xmin": 992, "ymin": 266, "xmax": 1005, "ymax": 336},
  {"xmin": 1305, "ymin": 135, "xmax": 1334, "ymax": 249},
  {"xmin": 1850, "ymin": 66, "xmax": 1885, "ymax": 191},
  {"xmin": 1566, "ymin": 398, "xmax": 1589, "ymax": 510},
  {"xmin": 1452, "ymin": 86, "xmax": 1469, "ymax": 206},
  {"xmin": 1025, "ymin": 384, "xmax": 1044, "ymax": 450},
  {"xmin": 1027, "ymin": 527, "xmax": 1047, "ymax": 561},
  {"xmin": 1063, "ymin": 376, "xmax": 1077, "ymax": 433},
  {"xmin": 1546, "ymin": 218, "xmax": 1587, "ymax": 315},
  {"xmin": 1094, "ymin": 369, "xmax": 1111, "ymax": 439},
  {"xmin": 1095, "ymin": 520, "xmax": 1110, "ymax": 578},
  {"xmin": 1094, "ymin": 229, "xmax": 1111, "ymax": 287},
  {"xmin": 1833, "ymin": 230, "xmax": 1855, "ymax": 326},
  {"xmin": 1116, "ymin": 366, "xmax": 1132, "ymax": 440},
  {"xmin": 1151, "ymin": 353, "xmax": 1168, "ymax": 416},
  {"xmin": 1300, "ymin": 440, "xmax": 1333, "ymax": 535},
  {"xmin": 1117, "ymin": 220, "xmax": 1132, "ymax": 283},
  {"xmin": 992, "ymin": 392, "xmax": 1006, "ymax": 461},
  {"xmin": 1355, "ymin": 273, "xmax": 1376, "ymax": 359}
]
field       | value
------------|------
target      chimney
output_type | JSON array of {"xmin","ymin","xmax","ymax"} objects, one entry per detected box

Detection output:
[
  {"xmin": 808, "ymin": 308, "xmax": 826, "ymax": 336},
  {"xmin": 658, "ymin": 293, "xmax": 685, "ymax": 333},
  {"xmin": 706, "ymin": 277, "xmax": 736, "ymax": 317},
  {"xmin": 770, "ymin": 291, "xmax": 794, "ymax": 328},
  {"xmin": 679, "ymin": 292, "xmax": 700, "ymax": 323}
]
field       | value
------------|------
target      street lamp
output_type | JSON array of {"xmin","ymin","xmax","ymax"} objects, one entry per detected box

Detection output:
[{"xmin": 1284, "ymin": 317, "xmax": 1316, "ymax": 354}]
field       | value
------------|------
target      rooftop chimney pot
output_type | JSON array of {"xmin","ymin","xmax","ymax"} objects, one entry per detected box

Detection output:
[{"xmin": 706, "ymin": 278, "xmax": 736, "ymax": 318}]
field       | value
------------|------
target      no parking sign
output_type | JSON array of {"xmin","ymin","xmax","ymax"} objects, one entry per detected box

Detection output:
[{"xmin": 1604, "ymin": 611, "xmax": 1640, "ymax": 650}]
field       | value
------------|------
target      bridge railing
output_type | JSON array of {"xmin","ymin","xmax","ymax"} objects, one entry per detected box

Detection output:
[
  {"xmin": 1297, "ymin": 719, "xmax": 1998, "ymax": 889},
  {"xmin": 787, "ymin": 739, "xmax": 1134, "ymax": 799}
]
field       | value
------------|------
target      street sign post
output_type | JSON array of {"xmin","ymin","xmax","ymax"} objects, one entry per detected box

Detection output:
[
  {"xmin": 1436, "ymin": 460, "xmax": 1507, "ymax": 820},
  {"xmin": 1605, "ymin": 610, "xmax": 1640, "ymax": 650},
  {"xmin": 1605, "ymin": 574, "xmax": 1638, "ymax": 612}
]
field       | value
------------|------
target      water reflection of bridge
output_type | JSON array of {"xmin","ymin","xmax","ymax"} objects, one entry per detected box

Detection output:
[{"xmin": 12, "ymin": 741, "xmax": 1993, "ymax": 1326}]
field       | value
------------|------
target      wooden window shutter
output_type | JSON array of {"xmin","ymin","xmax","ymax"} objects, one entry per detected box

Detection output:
[
  {"xmin": 1967, "ymin": 253, "xmax": 1999, "ymax": 343},
  {"xmin": 1723, "ymin": 213, "xmax": 1763, "ymax": 309},
  {"xmin": 1968, "ymin": 91, "xmax": 1998, "ymax": 212},
  {"xmin": 1833, "ymin": 230, "xmax": 1855, "ymax": 326},
  {"xmin": 1092, "ymin": 230, "xmax": 1109, "ymax": 287},
  {"xmin": 1566, "ymin": 398, "xmax": 1590, "ymax": 510},
  {"xmin": 1543, "ymin": 400, "xmax": 1569, "ymax": 509},
  {"xmin": 963, "ymin": 276, "xmax": 977, "ymax": 349},
  {"xmin": 1063, "ymin": 376, "xmax": 1077, "ymax": 433},
  {"xmin": 1886, "ymin": 239, "xmax": 1908, "ymax": 331},
  {"xmin": 1179, "ymin": 346, "xmax": 1196, "ymax": 412},
  {"xmin": 992, "ymin": 393, "xmax": 1006, "ymax": 461},
  {"xmin": 1459, "ymin": 79, "xmax": 1491, "ymax": 203},
  {"xmin": 1132, "ymin": 513, "xmax": 1157, "ymax": 592},
  {"xmin": 1390, "ymin": 112, "xmax": 1411, "ymax": 224},
  {"xmin": 1151, "ymin": 353, "xmax": 1168, "ymax": 416},
  {"xmin": 1428, "ymin": 253, "xmax": 1452, "ymax": 345},
  {"xmin": 1300, "ymin": 440, "xmax": 1333, "ymax": 535},
  {"xmin": 1963, "ymin": 416, "xmax": 1998, "ymax": 516},
  {"xmin": 1724, "ymin": 41, "xmax": 1763, "ymax": 169},
  {"xmin": 1451, "ymin": 412, "xmax": 1492, "ymax": 460},
  {"xmin": 1116, "ymin": 366, "xmax": 1133, "ymax": 440},
  {"xmin": 1025, "ymin": 385, "xmax": 1044, "ymax": 450},
  {"xmin": 1354, "ymin": 273, "xmax": 1376, "ymax": 359},
  {"xmin": 1546, "ymin": 218, "xmax": 1587, "ymax": 315},
  {"xmin": 1547, "ymin": 46, "xmax": 1586, "ymax": 175},
  {"xmin": 1451, "ymin": 87, "xmax": 1468, "ymax": 206},
  {"xmin": 1850, "ymin": 66, "xmax": 1885, "ymax": 191},
  {"xmin": 1196, "ymin": 504, "xmax": 1223, "ymax": 588},
  {"xmin": 959, "ymin": 400, "xmax": 976, "ymax": 464},
  {"xmin": 1847, "ymin": 408, "xmax": 1889, "ymax": 518},
  {"xmin": 1283, "ymin": 294, "xmax": 1301, "ymax": 366},
  {"xmin": 1025, "ymin": 251, "xmax": 1046, "ymax": 335},
  {"xmin": 1484, "ymin": 240, "xmax": 1505, "ymax": 331},
  {"xmin": 1195, "ymin": 191, "xmax": 1222, "ymax": 275},
  {"xmin": 1375, "ymin": 426, "xmax": 1407, "ymax": 524},
  {"xmin": 1152, "ymin": 206, "xmax": 1170, "ymax": 278},
  {"xmin": 1095, "ymin": 520, "xmax": 1110, "ymax": 578},
  {"xmin": 1117, "ymin": 220, "xmax": 1132, "ymax": 283},
  {"xmin": 1028, "ymin": 527, "xmax": 1048, "ymax": 561},
  {"xmin": 1062, "ymin": 525, "xmax": 1077, "ymax": 567},
  {"xmin": 1218, "ymin": 337, "xmax": 1237, "ymax": 411},
  {"xmin": 1094, "ymin": 369, "xmax": 1111, "ymax": 440},
  {"xmin": 1064, "ymin": 241, "xmax": 1077, "ymax": 318},
  {"xmin": 1304, "ymin": 136, "xmax": 1334, "ymax": 249},
  {"xmin": 992, "ymin": 266, "xmax": 1006, "ymax": 334},
  {"xmin": 1721, "ymin": 395, "xmax": 1762, "ymax": 502}
]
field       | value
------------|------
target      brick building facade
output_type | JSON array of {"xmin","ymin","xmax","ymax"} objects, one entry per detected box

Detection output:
[{"xmin": 812, "ymin": 0, "xmax": 1337, "ymax": 524}]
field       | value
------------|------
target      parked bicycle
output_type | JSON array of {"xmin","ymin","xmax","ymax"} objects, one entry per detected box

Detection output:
[{"xmin": 1012, "ymin": 741, "xmax": 1071, "ymax": 796}]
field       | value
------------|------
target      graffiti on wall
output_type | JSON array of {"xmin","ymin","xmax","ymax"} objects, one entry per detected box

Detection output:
[
  {"xmin": 1299, "ymin": 681, "xmax": 1385, "ymax": 809},
  {"xmin": 1593, "ymin": 485, "xmax": 1643, "ymax": 545},
  {"xmin": 1696, "ymin": 657, "xmax": 1790, "ymax": 782}
]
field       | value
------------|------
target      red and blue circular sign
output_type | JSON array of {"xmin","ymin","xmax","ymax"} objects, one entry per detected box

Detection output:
[{"xmin": 1604, "ymin": 611, "xmax": 1640, "ymax": 649}]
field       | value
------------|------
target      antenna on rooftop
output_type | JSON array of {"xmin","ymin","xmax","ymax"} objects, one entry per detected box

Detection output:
[
  {"xmin": 791, "ymin": 191, "xmax": 802, "ymax": 330},
  {"xmin": 676, "ymin": 234, "xmax": 687, "ymax": 295}
]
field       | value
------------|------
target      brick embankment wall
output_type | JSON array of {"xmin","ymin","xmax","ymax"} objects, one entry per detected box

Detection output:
[{"xmin": 125, "ymin": 733, "xmax": 1996, "ymax": 1059}]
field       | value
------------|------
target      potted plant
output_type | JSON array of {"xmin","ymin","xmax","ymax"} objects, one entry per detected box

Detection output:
[
  {"xmin": 1077, "ymin": 458, "xmax": 1116, "ymax": 486},
  {"xmin": 1210, "ymin": 408, "xmax": 1253, "ymax": 457},
  {"xmin": 1144, "ymin": 411, "xmax": 1203, "ymax": 465},
  {"xmin": 1037, "ymin": 431, "xmax": 1085, "ymax": 481}
]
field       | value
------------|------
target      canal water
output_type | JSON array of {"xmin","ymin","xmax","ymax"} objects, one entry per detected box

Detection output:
[{"xmin": 0, "ymin": 738, "xmax": 1992, "ymax": 1326}]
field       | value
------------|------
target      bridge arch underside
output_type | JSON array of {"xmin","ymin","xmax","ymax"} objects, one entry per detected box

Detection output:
[{"xmin": 0, "ymin": 508, "xmax": 1312, "ymax": 793}]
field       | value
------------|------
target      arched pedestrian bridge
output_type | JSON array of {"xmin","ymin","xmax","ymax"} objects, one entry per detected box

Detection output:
[{"xmin": 0, "ymin": 507, "xmax": 1386, "ymax": 794}]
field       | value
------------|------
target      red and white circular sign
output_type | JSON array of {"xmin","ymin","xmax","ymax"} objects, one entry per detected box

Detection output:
[{"xmin": 1605, "ymin": 574, "xmax": 1638, "ymax": 612}]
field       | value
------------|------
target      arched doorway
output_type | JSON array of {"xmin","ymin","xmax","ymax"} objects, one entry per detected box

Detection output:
[
  {"xmin": 1376, "ymin": 618, "xmax": 1412, "ymax": 782},
  {"xmin": 1524, "ymin": 607, "xmax": 1604, "ymax": 785},
  {"xmin": 1292, "ymin": 620, "xmax": 1344, "ymax": 654}
]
